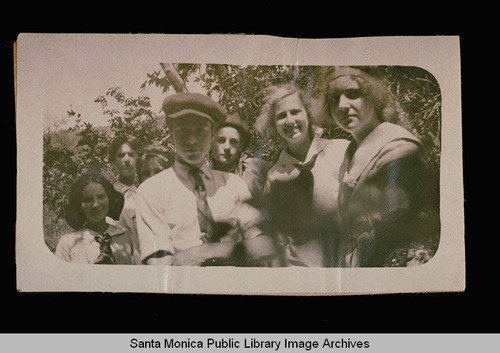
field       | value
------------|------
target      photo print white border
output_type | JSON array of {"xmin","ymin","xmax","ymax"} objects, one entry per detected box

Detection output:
[{"xmin": 15, "ymin": 34, "xmax": 464, "ymax": 294}]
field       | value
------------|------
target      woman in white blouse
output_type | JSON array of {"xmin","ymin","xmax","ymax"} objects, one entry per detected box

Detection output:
[
  {"xmin": 55, "ymin": 173, "xmax": 137, "ymax": 264},
  {"xmin": 255, "ymin": 83, "xmax": 349, "ymax": 267}
]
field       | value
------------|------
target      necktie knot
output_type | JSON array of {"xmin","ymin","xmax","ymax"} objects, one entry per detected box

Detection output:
[
  {"xmin": 94, "ymin": 233, "xmax": 112, "ymax": 246},
  {"xmin": 294, "ymin": 153, "xmax": 319, "ymax": 172},
  {"xmin": 94, "ymin": 233, "xmax": 116, "ymax": 264},
  {"xmin": 189, "ymin": 168, "xmax": 205, "ymax": 191},
  {"xmin": 188, "ymin": 167, "xmax": 219, "ymax": 243}
]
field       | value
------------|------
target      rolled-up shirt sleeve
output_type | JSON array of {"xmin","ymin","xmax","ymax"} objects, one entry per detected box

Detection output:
[{"xmin": 135, "ymin": 181, "xmax": 174, "ymax": 264}]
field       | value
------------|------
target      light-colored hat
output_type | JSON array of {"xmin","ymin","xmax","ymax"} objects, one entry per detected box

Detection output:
[{"xmin": 162, "ymin": 92, "xmax": 227, "ymax": 126}]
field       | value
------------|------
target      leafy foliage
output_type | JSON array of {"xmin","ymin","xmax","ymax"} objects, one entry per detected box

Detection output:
[
  {"xmin": 43, "ymin": 63, "xmax": 442, "ymax": 253},
  {"xmin": 43, "ymin": 87, "xmax": 173, "ymax": 251},
  {"xmin": 384, "ymin": 66, "xmax": 441, "ymax": 175}
]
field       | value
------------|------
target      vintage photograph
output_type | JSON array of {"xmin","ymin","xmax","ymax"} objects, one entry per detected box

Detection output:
[
  {"xmin": 16, "ymin": 34, "xmax": 464, "ymax": 294},
  {"xmin": 43, "ymin": 63, "xmax": 441, "ymax": 268}
]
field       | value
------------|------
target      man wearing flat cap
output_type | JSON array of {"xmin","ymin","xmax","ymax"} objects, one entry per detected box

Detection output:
[
  {"xmin": 135, "ymin": 92, "xmax": 279, "ymax": 266},
  {"xmin": 210, "ymin": 113, "xmax": 271, "ymax": 205}
]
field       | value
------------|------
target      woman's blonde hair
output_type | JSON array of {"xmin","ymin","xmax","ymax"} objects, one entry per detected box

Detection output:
[{"xmin": 254, "ymin": 83, "xmax": 317, "ymax": 140}]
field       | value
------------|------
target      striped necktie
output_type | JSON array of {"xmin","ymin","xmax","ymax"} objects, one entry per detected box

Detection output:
[{"xmin": 189, "ymin": 168, "xmax": 219, "ymax": 243}]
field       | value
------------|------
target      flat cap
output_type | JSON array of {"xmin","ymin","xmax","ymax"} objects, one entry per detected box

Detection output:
[{"xmin": 162, "ymin": 92, "xmax": 227, "ymax": 126}]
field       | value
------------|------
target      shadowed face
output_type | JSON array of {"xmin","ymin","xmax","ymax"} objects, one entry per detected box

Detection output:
[
  {"xmin": 274, "ymin": 93, "xmax": 310, "ymax": 145},
  {"xmin": 327, "ymin": 76, "xmax": 379, "ymax": 141},
  {"xmin": 139, "ymin": 157, "xmax": 168, "ymax": 182},
  {"xmin": 171, "ymin": 115, "xmax": 213, "ymax": 166},
  {"xmin": 81, "ymin": 182, "xmax": 109, "ymax": 227},
  {"xmin": 211, "ymin": 126, "xmax": 242, "ymax": 168},
  {"xmin": 114, "ymin": 143, "xmax": 138, "ymax": 178}
]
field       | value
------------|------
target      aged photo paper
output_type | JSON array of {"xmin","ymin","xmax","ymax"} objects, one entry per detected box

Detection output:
[{"xmin": 15, "ymin": 34, "xmax": 464, "ymax": 294}]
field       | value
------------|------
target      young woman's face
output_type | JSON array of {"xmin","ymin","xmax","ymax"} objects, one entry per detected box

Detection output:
[
  {"xmin": 327, "ymin": 76, "xmax": 379, "ymax": 141},
  {"xmin": 211, "ymin": 126, "xmax": 242, "ymax": 167},
  {"xmin": 81, "ymin": 182, "xmax": 109, "ymax": 226},
  {"xmin": 274, "ymin": 93, "xmax": 310, "ymax": 145},
  {"xmin": 171, "ymin": 116, "xmax": 213, "ymax": 166},
  {"xmin": 114, "ymin": 143, "xmax": 138, "ymax": 178}
]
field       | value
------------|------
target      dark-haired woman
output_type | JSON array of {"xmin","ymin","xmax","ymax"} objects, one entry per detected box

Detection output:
[{"xmin": 55, "ymin": 173, "xmax": 137, "ymax": 264}]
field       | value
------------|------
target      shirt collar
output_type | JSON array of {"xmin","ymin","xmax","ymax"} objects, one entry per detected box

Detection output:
[
  {"xmin": 210, "ymin": 152, "xmax": 251, "ymax": 176},
  {"xmin": 234, "ymin": 152, "xmax": 249, "ymax": 175},
  {"xmin": 173, "ymin": 158, "xmax": 212, "ymax": 182},
  {"xmin": 105, "ymin": 222, "xmax": 129, "ymax": 236},
  {"xmin": 82, "ymin": 221, "xmax": 128, "ymax": 240},
  {"xmin": 342, "ymin": 122, "xmax": 421, "ymax": 182},
  {"xmin": 276, "ymin": 136, "xmax": 329, "ymax": 166},
  {"xmin": 113, "ymin": 181, "xmax": 137, "ymax": 194}
]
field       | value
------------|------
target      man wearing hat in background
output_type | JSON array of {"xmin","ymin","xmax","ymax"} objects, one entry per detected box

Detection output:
[
  {"xmin": 135, "ymin": 92, "xmax": 279, "ymax": 266},
  {"xmin": 210, "ymin": 113, "xmax": 271, "ymax": 206}
]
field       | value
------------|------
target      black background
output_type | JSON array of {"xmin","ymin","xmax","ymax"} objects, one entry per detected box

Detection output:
[{"xmin": 3, "ymin": 3, "xmax": 488, "ymax": 334}]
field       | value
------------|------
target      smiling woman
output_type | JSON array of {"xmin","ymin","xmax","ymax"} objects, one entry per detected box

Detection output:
[
  {"xmin": 257, "ymin": 83, "xmax": 350, "ymax": 267},
  {"xmin": 9, "ymin": 33, "xmax": 460, "ymax": 297},
  {"xmin": 274, "ymin": 92, "xmax": 311, "ymax": 160},
  {"xmin": 54, "ymin": 173, "xmax": 138, "ymax": 264},
  {"xmin": 41, "ymin": 61, "xmax": 442, "ymax": 270},
  {"xmin": 80, "ymin": 182, "xmax": 110, "ymax": 233}
]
